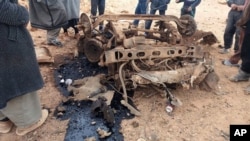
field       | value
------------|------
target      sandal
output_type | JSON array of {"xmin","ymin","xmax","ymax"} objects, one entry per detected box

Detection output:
[
  {"xmin": 222, "ymin": 59, "xmax": 240, "ymax": 67},
  {"xmin": 47, "ymin": 40, "xmax": 63, "ymax": 47},
  {"xmin": 0, "ymin": 120, "xmax": 13, "ymax": 133},
  {"xmin": 16, "ymin": 109, "xmax": 48, "ymax": 136},
  {"xmin": 229, "ymin": 69, "xmax": 250, "ymax": 82}
]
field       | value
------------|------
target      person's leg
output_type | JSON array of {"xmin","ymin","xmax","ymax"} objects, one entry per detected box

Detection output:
[
  {"xmin": 91, "ymin": 0, "xmax": 98, "ymax": 16},
  {"xmin": 0, "ymin": 111, "xmax": 6, "ymax": 121},
  {"xmin": 0, "ymin": 113, "xmax": 13, "ymax": 133},
  {"xmin": 191, "ymin": 8, "xmax": 196, "ymax": 17},
  {"xmin": 1, "ymin": 91, "xmax": 48, "ymax": 135},
  {"xmin": 233, "ymin": 24, "xmax": 241, "ymax": 52},
  {"xmin": 47, "ymin": 28, "xmax": 63, "ymax": 47},
  {"xmin": 220, "ymin": 11, "xmax": 236, "ymax": 53},
  {"xmin": 1, "ymin": 91, "xmax": 42, "ymax": 128},
  {"xmin": 98, "ymin": 0, "xmax": 106, "ymax": 31},
  {"xmin": 145, "ymin": 9, "xmax": 157, "ymax": 30},
  {"xmin": 159, "ymin": 10, "xmax": 165, "ymax": 15},
  {"xmin": 98, "ymin": 0, "xmax": 105, "ymax": 15},
  {"xmin": 133, "ymin": 2, "xmax": 141, "ymax": 26}
]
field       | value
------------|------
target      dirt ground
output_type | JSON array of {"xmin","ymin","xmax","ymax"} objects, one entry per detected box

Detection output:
[{"xmin": 1, "ymin": 0, "xmax": 250, "ymax": 141}]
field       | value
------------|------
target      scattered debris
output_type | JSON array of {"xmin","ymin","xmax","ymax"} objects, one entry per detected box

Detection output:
[
  {"xmin": 35, "ymin": 47, "xmax": 54, "ymax": 63},
  {"xmin": 96, "ymin": 127, "xmax": 112, "ymax": 138}
]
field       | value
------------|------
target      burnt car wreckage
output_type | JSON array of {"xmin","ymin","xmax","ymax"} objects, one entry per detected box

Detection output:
[{"xmin": 72, "ymin": 13, "xmax": 219, "ymax": 116}]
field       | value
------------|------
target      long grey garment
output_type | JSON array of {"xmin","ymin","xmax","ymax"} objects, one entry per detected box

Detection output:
[
  {"xmin": 0, "ymin": 0, "xmax": 44, "ymax": 109},
  {"xmin": 29, "ymin": 0, "xmax": 68, "ymax": 30},
  {"xmin": 62, "ymin": 0, "xmax": 80, "ymax": 20},
  {"xmin": 0, "ymin": 91, "xmax": 42, "ymax": 128}
]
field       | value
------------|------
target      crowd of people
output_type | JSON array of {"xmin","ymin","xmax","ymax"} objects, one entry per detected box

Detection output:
[{"xmin": 0, "ymin": 0, "xmax": 250, "ymax": 137}]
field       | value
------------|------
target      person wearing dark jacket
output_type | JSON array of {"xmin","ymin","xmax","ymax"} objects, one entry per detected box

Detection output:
[
  {"xmin": 219, "ymin": 0, "xmax": 245, "ymax": 54},
  {"xmin": 176, "ymin": 0, "xmax": 201, "ymax": 17},
  {"xmin": 29, "ymin": 0, "xmax": 68, "ymax": 47},
  {"xmin": 0, "ymin": 0, "xmax": 48, "ymax": 135},
  {"xmin": 145, "ymin": 0, "xmax": 170, "ymax": 34},
  {"xmin": 230, "ymin": 0, "xmax": 250, "ymax": 83}
]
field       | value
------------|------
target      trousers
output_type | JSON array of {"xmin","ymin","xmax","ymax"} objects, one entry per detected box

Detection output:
[
  {"xmin": 47, "ymin": 28, "xmax": 61, "ymax": 43},
  {"xmin": 0, "ymin": 91, "xmax": 42, "ymax": 128},
  {"xmin": 223, "ymin": 10, "xmax": 242, "ymax": 51}
]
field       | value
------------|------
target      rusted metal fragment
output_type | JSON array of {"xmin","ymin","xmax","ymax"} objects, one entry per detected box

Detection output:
[
  {"xmin": 35, "ymin": 47, "xmax": 54, "ymax": 63},
  {"xmin": 199, "ymin": 71, "xmax": 220, "ymax": 91},
  {"xmin": 67, "ymin": 74, "xmax": 107, "ymax": 101},
  {"xmin": 135, "ymin": 67, "xmax": 195, "ymax": 84},
  {"xmin": 121, "ymin": 100, "xmax": 141, "ymax": 116},
  {"xmin": 182, "ymin": 30, "xmax": 218, "ymax": 45},
  {"xmin": 91, "ymin": 97, "xmax": 115, "ymax": 126}
]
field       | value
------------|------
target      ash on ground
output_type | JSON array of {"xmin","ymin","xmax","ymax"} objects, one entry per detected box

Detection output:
[{"xmin": 54, "ymin": 55, "xmax": 134, "ymax": 141}]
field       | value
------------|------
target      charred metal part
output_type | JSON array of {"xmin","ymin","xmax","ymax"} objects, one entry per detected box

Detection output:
[
  {"xmin": 91, "ymin": 97, "xmax": 115, "ymax": 127},
  {"xmin": 96, "ymin": 127, "xmax": 112, "ymax": 138},
  {"xmin": 76, "ymin": 13, "xmax": 219, "ymax": 115},
  {"xmin": 83, "ymin": 38, "xmax": 104, "ymax": 63},
  {"xmin": 177, "ymin": 15, "xmax": 197, "ymax": 37}
]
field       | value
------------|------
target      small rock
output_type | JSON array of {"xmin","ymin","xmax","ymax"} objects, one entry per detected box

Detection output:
[
  {"xmin": 57, "ymin": 106, "xmax": 66, "ymax": 112},
  {"xmin": 57, "ymin": 112, "xmax": 64, "ymax": 116}
]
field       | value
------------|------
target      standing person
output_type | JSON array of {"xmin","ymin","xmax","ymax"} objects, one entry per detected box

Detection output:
[
  {"xmin": 62, "ymin": 0, "xmax": 81, "ymax": 39},
  {"xmin": 0, "ymin": 0, "xmax": 48, "ymax": 135},
  {"xmin": 219, "ymin": 0, "xmax": 245, "ymax": 54},
  {"xmin": 91, "ymin": 0, "xmax": 106, "ymax": 31},
  {"xmin": 29, "ymin": 0, "xmax": 68, "ymax": 47},
  {"xmin": 175, "ymin": 0, "xmax": 201, "ymax": 17},
  {"xmin": 230, "ymin": 0, "xmax": 250, "ymax": 82},
  {"xmin": 145, "ymin": 0, "xmax": 170, "ymax": 35},
  {"xmin": 222, "ymin": 0, "xmax": 250, "ymax": 66},
  {"xmin": 133, "ymin": 0, "xmax": 148, "ymax": 28}
]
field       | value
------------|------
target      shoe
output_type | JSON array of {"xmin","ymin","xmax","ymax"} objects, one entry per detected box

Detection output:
[
  {"xmin": 47, "ymin": 40, "xmax": 63, "ymax": 47},
  {"xmin": 229, "ymin": 69, "xmax": 250, "ymax": 82},
  {"xmin": 222, "ymin": 59, "xmax": 240, "ymax": 67},
  {"xmin": 74, "ymin": 33, "xmax": 80, "ymax": 40},
  {"xmin": 219, "ymin": 48, "xmax": 229, "ymax": 54},
  {"xmin": 0, "ymin": 120, "xmax": 13, "ymax": 133},
  {"xmin": 16, "ymin": 109, "xmax": 48, "ymax": 136}
]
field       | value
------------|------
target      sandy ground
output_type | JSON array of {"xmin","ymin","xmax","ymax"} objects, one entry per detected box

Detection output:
[{"xmin": 1, "ymin": 0, "xmax": 250, "ymax": 141}]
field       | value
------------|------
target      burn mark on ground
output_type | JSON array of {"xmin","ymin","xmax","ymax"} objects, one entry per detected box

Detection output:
[{"xmin": 54, "ymin": 55, "xmax": 134, "ymax": 141}]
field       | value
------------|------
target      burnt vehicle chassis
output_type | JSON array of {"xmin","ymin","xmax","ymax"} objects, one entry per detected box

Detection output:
[{"xmin": 76, "ymin": 13, "xmax": 218, "ymax": 115}]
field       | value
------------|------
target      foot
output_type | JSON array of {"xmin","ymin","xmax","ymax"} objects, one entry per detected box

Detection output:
[
  {"xmin": 74, "ymin": 33, "xmax": 80, "ymax": 40},
  {"xmin": 47, "ymin": 40, "xmax": 63, "ymax": 47},
  {"xmin": 229, "ymin": 69, "xmax": 250, "ymax": 82},
  {"xmin": 64, "ymin": 32, "xmax": 69, "ymax": 37},
  {"xmin": 219, "ymin": 48, "xmax": 229, "ymax": 54},
  {"xmin": 16, "ymin": 109, "xmax": 48, "ymax": 136},
  {"xmin": 0, "ymin": 120, "xmax": 13, "ymax": 133},
  {"xmin": 222, "ymin": 59, "xmax": 240, "ymax": 67}
]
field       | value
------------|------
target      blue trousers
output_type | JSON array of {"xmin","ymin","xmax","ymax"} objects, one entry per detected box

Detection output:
[
  {"xmin": 91, "ymin": 0, "xmax": 105, "ymax": 16},
  {"xmin": 145, "ymin": 9, "xmax": 166, "ymax": 30},
  {"xmin": 91, "ymin": 0, "xmax": 105, "ymax": 30},
  {"xmin": 133, "ymin": 1, "xmax": 147, "ymax": 26},
  {"xmin": 223, "ymin": 10, "xmax": 242, "ymax": 51},
  {"xmin": 181, "ymin": 7, "xmax": 196, "ymax": 17}
]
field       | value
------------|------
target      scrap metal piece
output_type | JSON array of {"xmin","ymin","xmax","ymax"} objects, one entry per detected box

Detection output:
[
  {"xmin": 121, "ymin": 100, "xmax": 141, "ymax": 116},
  {"xmin": 177, "ymin": 15, "xmax": 197, "ymax": 37},
  {"xmin": 135, "ymin": 66, "xmax": 195, "ymax": 84},
  {"xmin": 91, "ymin": 97, "xmax": 115, "ymax": 127},
  {"xmin": 78, "ymin": 13, "xmax": 93, "ymax": 37},
  {"xmin": 67, "ymin": 74, "xmax": 106, "ymax": 101},
  {"xmin": 96, "ymin": 128, "xmax": 112, "ymax": 138},
  {"xmin": 35, "ymin": 47, "xmax": 54, "ymax": 63},
  {"xmin": 83, "ymin": 38, "xmax": 104, "ymax": 63}
]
